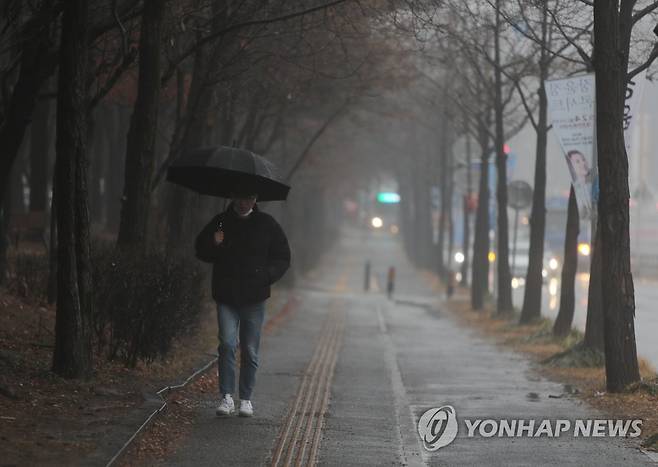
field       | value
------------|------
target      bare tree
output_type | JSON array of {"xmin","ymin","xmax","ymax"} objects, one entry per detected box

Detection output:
[
  {"xmin": 593, "ymin": 0, "xmax": 657, "ymax": 392},
  {"xmin": 116, "ymin": 0, "xmax": 166, "ymax": 250},
  {"xmin": 52, "ymin": 0, "xmax": 93, "ymax": 378},
  {"xmin": 553, "ymin": 187, "xmax": 578, "ymax": 337},
  {"xmin": 495, "ymin": 0, "xmax": 587, "ymax": 324}
]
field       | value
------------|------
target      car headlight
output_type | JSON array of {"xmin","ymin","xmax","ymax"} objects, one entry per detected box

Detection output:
[
  {"xmin": 578, "ymin": 243, "xmax": 591, "ymax": 256},
  {"xmin": 549, "ymin": 258, "xmax": 559, "ymax": 270}
]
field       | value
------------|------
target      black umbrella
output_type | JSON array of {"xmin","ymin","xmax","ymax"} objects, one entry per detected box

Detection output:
[{"xmin": 166, "ymin": 146, "xmax": 290, "ymax": 201}]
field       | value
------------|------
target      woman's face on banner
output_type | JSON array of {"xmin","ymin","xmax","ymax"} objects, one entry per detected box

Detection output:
[{"xmin": 569, "ymin": 151, "xmax": 590, "ymax": 179}]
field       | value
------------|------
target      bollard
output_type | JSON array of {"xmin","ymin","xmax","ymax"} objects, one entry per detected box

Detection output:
[
  {"xmin": 446, "ymin": 270, "xmax": 456, "ymax": 299},
  {"xmin": 387, "ymin": 266, "xmax": 396, "ymax": 299},
  {"xmin": 364, "ymin": 261, "xmax": 371, "ymax": 291}
]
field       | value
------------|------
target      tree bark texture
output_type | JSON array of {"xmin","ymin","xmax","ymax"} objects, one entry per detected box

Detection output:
[
  {"xmin": 553, "ymin": 186, "xmax": 579, "ymax": 337},
  {"xmin": 521, "ymin": 11, "xmax": 549, "ymax": 323},
  {"xmin": 446, "ymin": 147, "xmax": 455, "ymax": 282},
  {"xmin": 0, "ymin": 2, "xmax": 57, "ymax": 210},
  {"xmin": 494, "ymin": 1, "xmax": 513, "ymax": 313},
  {"xmin": 166, "ymin": 31, "xmax": 214, "ymax": 249},
  {"xmin": 52, "ymin": 0, "xmax": 93, "ymax": 379},
  {"xmin": 593, "ymin": 0, "xmax": 640, "ymax": 392},
  {"xmin": 437, "ymin": 141, "xmax": 448, "ymax": 275},
  {"xmin": 584, "ymin": 224, "xmax": 604, "ymax": 350},
  {"xmin": 29, "ymin": 99, "xmax": 51, "ymax": 212},
  {"xmin": 520, "ymin": 50, "xmax": 549, "ymax": 324},
  {"xmin": 471, "ymin": 145, "xmax": 490, "ymax": 310},
  {"xmin": 117, "ymin": 0, "xmax": 166, "ymax": 250},
  {"xmin": 460, "ymin": 130, "xmax": 472, "ymax": 286}
]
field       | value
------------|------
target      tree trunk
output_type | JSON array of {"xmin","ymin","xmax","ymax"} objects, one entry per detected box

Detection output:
[
  {"xmin": 494, "ymin": 0, "xmax": 512, "ymax": 313},
  {"xmin": 52, "ymin": 0, "xmax": 93, "ymax": 379},
  {"xmin": 420, "ymin": 174, "xmax": 433, "ymax": 269},
  {"xmin": 553, "ymin": 186, "xmax": 579, "ymax": 337},
  {"xmin": 471, "ymin": 144, "xmax": 490, "ymax": 310},
  {"xmin": 10, "ymin": 145, "xmax": 27, "ymax": 215},
  {"xmin": 91, "ymin": 108, "xmax": 109, "ymax": 225},
  {"xmin": 106, "ymin": 105, "xmax": 129, "ymax": 231},
  {"xmin": 520, "ymin": 79, "xmax": 548, "ymax": 324},
  {"xmin": 460, "ymin": 130, "xmax": 472, "ymax": 286},
  {"xmin": 117, "ymin": 0, "xmax": 166, "ymax": 250},
  {"xmin": 400, "ymin": 177, "xmax": 415, "ymax": 261},
  {"xmin": 47, "ymin": 182, "xmax": 58, "ymax": 304},
  {"xmin": 437, "ymin": 139, "xmax": 448, "ymax": 276},
  {"xmin": 412, "ymin": 174, "xmax": 423, "ymax": 265},
  {"xmin": 166, "ymin": 28, "xmax": 216, "ymax": 249},
  {"xmin": 584, "ymin": 224, "xmax": 604, "ymax": 350},
  {"xmin": 29, "ymin": 99, "xmax": 51, "ymax": 212},
  {"xmin": 446, "ymin": 147, "xmax": 455, "ymax": 282},
  {"xmin": 0, "ymin": 189, "xmax": 9, "ymax": 284},
  {"xmin": 0, "ymin": 3, "xmax": 57, "ymax": 210},
  {"xmin": 593, "ymin": 0, "xmax": 640, "ymax": 392}
]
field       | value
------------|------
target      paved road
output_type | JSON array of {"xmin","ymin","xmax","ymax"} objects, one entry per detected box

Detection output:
[{"xmin": 163, "ymin": 228, "xmax": 653, "ymax": 466}]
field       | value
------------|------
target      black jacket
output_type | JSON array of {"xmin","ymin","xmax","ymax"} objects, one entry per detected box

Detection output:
[{"xmin": 194, "ymin": 204, "xmax": 291, "ymax": 306}]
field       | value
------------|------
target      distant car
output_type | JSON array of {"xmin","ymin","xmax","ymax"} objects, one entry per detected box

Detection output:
[
  {"xmin": 509, "ymin": 239, "xmax": 560, "ymax": 282},
  {"xmin": 454, "ymin": 241, "xmax": 561, "ymax": 287}
]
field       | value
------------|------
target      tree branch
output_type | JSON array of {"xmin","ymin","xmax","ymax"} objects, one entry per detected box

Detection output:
[
  {"xmin": 628, "ymin": 43, "xmax": 658, "ymax": 81},
  {"xmin": 632, "ymin": 1, "xmax": 658, "ymax": 25},
  {"xmin": 285, "ymin": 98, "xmax": 351, "ymax": 182},
  {"xmin": 162, "ymin": 0, "xmax": 350, "ymax": 85},
  {"xmin": 512, "ymin": 78, "xmax": 538, "ymax": 131}
]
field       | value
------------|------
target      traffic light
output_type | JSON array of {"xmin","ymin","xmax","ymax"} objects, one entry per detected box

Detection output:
[{"xmin": 377, "ymin": 192, "xmax": 400, "ymax": 204}]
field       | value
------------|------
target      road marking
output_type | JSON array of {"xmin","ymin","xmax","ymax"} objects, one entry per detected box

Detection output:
[
  {"xmin": 270, "ymin": 301, "xmax": 345, "ymax": 467},
  {"xmin": 379, "ymin": 302, "xmax": 428, "ymax": 466}
]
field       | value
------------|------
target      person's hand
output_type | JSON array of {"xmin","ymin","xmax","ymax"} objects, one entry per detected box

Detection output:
[{"xmin": 213, "ymin": 230, "xmax": 224, "ymax": 245}]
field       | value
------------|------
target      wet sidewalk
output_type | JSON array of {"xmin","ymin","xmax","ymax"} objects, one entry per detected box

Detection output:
[{"xmin": 158, "ymin": 227, "xmax": 652, "ymax": 466}]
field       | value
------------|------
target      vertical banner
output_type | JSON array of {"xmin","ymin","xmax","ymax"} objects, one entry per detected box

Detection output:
[
  {"xmin": 623, "ymin": 69, "xmax": 646, "ymax": 156},
  {"xmin": 546, "ymin": 74, "xmax": 596, "ymax": 219},
  {"xmin": 623, "ymin": 70, "xmax": 647, "ymax": 196}
]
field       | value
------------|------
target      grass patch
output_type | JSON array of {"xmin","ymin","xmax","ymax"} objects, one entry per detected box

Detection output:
[
  {"xmin": 542, "ymin": 341, "xmax": 606, "ymax": 368},
  {"xmin": 625, "ymin": 376, "xmax": 658, "ymax": 396}
]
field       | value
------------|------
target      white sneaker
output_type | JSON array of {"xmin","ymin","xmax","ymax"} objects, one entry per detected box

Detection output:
[
  {"xmin": 216, "ymin": 394, "xmax": 235, "ymax": 416},
  {"xmin": 239, "ymin": 399, "xmax": 253, "ymax": 417}
]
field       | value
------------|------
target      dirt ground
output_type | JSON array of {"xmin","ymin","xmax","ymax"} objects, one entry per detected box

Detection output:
[{"xmin": 0, "ymin": 287, "xmax": 222, "ymax": 467}]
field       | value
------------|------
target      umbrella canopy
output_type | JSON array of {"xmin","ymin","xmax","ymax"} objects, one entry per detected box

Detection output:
[{"xmin": 166, "ymin": 146, "xmax": 290, "ymax": 201}]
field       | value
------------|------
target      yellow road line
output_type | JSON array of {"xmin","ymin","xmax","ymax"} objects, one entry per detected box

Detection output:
[
  {"xmin": 271, "ymin": 302, "xmax": 345, "ymax": 467},
  {"xmin": 270, "ymin": 325, "xmax": 330, "ymax": 466},
  {"xmin": 307, "ymin": 315, "xmax": 342, "ymax": 464}
]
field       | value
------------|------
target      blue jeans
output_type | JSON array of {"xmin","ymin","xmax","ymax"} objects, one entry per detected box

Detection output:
[{"xmin": 216, "ymin": 301, "xmax": 266, "ymax": 400}]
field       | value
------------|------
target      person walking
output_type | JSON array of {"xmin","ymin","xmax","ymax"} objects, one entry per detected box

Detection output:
[{"xmin": 195, "ymin": 192, "xmax": 291, "ymax": 417}]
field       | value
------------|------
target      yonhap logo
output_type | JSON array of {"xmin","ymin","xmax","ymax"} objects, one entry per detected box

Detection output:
[
  {"xmin": 417, "ymin": 405, "xmax": 459, "ymax": 451},
  {"xmin": 416, "ymin": 403, "xmax": 643, "ymax": 452}
]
